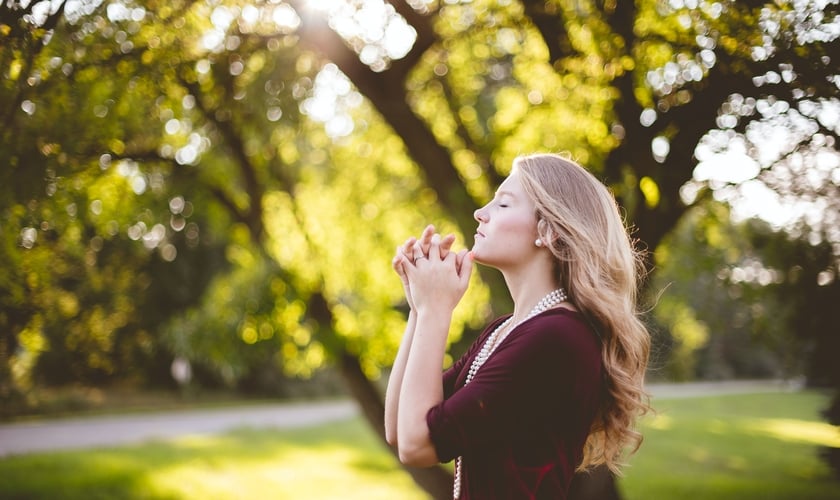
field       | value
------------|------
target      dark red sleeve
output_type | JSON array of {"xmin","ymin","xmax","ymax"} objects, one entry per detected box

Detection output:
[
  {"xmin": 441, "ymin": 316, "xmax": 510, "ymax": 399},
  {"xmin": 426, "ymin": 309, "xmax": 602, "ymax": 463}
]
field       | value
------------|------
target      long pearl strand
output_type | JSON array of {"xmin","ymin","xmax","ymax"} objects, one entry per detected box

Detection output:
[{"xmin": 452, "ymin": 288, "xmax": 568, "ymax": 499}]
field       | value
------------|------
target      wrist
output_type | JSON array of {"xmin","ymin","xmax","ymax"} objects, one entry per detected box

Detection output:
[
  {"xmin": 413, "ymin": 301, "xmax": 456, "ymax": 318},
  {"xmin": 414, "ymin": 309, "xmax": 453, "ymax": 338}
]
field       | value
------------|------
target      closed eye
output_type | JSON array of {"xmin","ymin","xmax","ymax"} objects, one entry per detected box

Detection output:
[{"xmin": 493, "ymin": 190, "xmax": 513, "ymax": 208}]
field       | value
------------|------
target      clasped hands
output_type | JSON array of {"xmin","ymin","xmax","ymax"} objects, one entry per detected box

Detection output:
[{"xmin": 392, "ymin": 224, "xmax": 473, "ymax": 313}]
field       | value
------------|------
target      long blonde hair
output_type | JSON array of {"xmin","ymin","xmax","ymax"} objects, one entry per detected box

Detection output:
[{"xmin": 515, "ymin": 153, "xmax": 651, "ymax": 475}]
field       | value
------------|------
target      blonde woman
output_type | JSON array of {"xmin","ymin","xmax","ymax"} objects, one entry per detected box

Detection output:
[{"xmin": 385, "ymin": 153, "xmax": 651, "ymax": 499}]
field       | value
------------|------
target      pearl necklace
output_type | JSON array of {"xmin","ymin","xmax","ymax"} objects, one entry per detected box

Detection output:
[{"xmin": 452, "ymin": 288, "xmax": 568, "ymax": 499}]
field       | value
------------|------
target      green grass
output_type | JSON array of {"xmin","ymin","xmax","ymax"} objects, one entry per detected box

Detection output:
[
  {"xmin": 0, "ymin": 418, "xmax": 426, "ymax": 500},
  {"xmin": 619, "ymin": 390, "xmax": 840, "ymax": 500},
  {"xmin": 0, "ymin": 391, "xmax": 838, "ymax": 499}
]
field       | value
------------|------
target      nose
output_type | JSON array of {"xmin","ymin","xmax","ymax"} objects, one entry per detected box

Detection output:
[{"xmin": 474, "ymin": 206, "xmax": 487, "ymax": 223}]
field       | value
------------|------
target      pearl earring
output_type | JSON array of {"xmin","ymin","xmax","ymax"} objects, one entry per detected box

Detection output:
[{"xmin": 535, "ymin": 238, "xmax": 543, "ymax": 247}]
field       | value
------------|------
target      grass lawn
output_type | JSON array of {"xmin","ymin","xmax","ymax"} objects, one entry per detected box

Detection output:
[
  {"xmin": 0, "ymin": 416, "xmax": 425, "ymax": 500},
  {"xmin": 0, "ymin": 390, "xmax": 838, "ymax": 499},
  {"xmin": 619, "ymin": 390, "xmax": 840, "ymax": 500}
]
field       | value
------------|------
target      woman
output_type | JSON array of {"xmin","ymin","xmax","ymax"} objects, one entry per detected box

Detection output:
[{"xmin": 385, "ymin": 153, "xmax": 651, "ymax": 499}]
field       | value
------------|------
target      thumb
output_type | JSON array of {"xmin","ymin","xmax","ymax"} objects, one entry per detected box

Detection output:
[{"xmin": 457, "ymin": 250, "xmax": 474, "ymax": 282}]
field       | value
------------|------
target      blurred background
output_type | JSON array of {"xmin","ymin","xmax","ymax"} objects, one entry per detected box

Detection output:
[{"xmin": 1, "ymin": 0, "xmax": 839, "ymax": 499}]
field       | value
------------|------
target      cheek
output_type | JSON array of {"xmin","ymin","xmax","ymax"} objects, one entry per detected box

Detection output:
[{"xmin": 499, "ymin": 214, "xmax": 538, "ymax": 245}]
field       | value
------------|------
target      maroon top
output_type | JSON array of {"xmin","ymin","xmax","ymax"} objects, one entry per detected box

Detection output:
[{"xmin": 426, "ymin": 308, "xmax": 603, "ymax": 499}]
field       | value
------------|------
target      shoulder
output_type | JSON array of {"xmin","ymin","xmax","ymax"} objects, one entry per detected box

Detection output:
[
  {"xmin": 518, "ymin": 308, "xmax": 597, "ymax": 342},
  {"xmin": 507, "ymin": 307, "xmax": 601, "ymax": 358},
  {"xmin": 492, "ymin": 308, "xmax": 602, "ymax": 385}
]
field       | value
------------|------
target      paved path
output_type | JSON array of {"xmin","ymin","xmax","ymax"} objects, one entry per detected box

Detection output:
[
  {"xmin": 0, "ymin": 380, "xmax": 798, "ymax": 458},
  {"xmin": 0, "ymin": 399, "xmax": 357, "ymax": 458},
  {"xmin": 645, "ymin": 378, "xmax": 802, "ymax": 399}
]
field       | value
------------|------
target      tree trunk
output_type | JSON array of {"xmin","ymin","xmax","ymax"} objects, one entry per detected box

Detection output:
[
  {"xmin": 295, "ymin": 5, "xmax": 628, "ymax": 498},
  {"xmin": 337, "ymin": 350, "xmax": 455, "ymax": 500},
  {"xmin": 569, "ymin": 465, "xmax": 622, "ymax": 500},
  {"xmin": 820, "ymin": 389, "xmax": 840, "ymax": 479}
]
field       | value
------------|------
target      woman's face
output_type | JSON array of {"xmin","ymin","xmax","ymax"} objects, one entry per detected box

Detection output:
[{"xmin": 472, "ymin": 169, "xmax": 539, "ymax": 268}]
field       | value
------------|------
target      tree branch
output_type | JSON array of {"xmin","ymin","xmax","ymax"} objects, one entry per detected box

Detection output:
[
  {"xmin": 177, "ymin": 75, "xmax": 265, "ymax": 243},
  {"xmin": 519, "ymin": 0, "xmax": 578, "ymax": 66},
  {"xmin": 291, "ymin": 1, "xmax": 480, "ymax": 237}
]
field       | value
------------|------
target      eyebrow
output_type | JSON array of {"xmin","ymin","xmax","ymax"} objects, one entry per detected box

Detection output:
[{"xmin": 495, "ymin": 189, "xmax": 515, "ymax": 197}]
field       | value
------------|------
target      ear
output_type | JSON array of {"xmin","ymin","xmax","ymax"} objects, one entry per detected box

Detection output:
[
  {"xmin": 536, "ymin": 218, "xmax": 550, "ymax": 243},
  {"xmin": 537, "ymin": 218, "xmax": 560, "ymax": 249}
]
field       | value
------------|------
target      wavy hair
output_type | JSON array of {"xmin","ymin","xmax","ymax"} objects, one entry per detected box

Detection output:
[{"xmin": 515, "ymin": 153, "xmax": 651, "ymax": 475}]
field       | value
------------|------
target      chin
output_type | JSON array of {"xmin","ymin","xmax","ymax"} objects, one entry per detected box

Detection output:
[{"xmin": 470, "ymin": 250, "xmax": 489, "ymax": 265}]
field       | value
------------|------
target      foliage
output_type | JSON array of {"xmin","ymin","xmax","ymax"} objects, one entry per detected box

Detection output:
[
  {"xmin": 741, "ymin": 219, "xmax": 840, "ymax": 390},
  {"xmin": 652, "ymin": 204, "xmax": 787, "ymax": 380},
  {"xmin": 651, "ymin": 201, "xmax": 840, "ymax": 383}
]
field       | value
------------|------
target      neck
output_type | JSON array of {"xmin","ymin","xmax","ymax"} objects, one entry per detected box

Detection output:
[{"xmin": 503, "ymin": 271, "xmax": 562, "ymax": 323}]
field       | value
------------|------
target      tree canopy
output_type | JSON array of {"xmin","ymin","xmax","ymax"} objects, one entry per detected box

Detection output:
[{"xmin": 2, "ymin": 0, "xmax": 839, "ymax": 496}]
